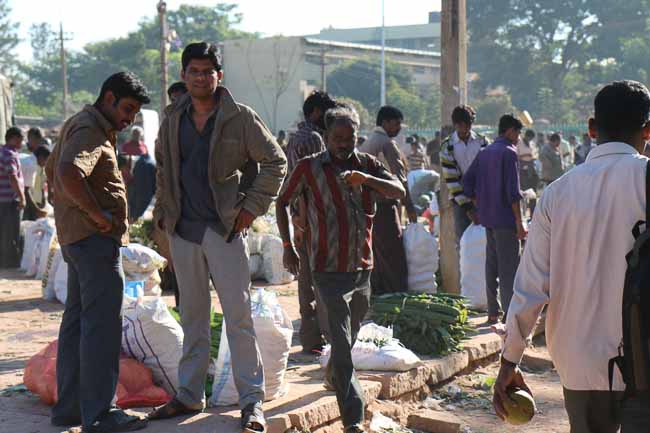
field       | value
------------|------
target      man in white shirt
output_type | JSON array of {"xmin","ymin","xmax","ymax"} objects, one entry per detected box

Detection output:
[{"xmin": 494, "ymin": 80, "xmax": 650, "ymax": 432}]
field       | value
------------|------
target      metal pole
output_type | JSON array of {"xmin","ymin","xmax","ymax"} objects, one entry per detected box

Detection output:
[
  {"xmin": 158, "ymin": 1, "xmax": 169, "ymax": 116},
  {"xmin": 321, "ymin": 46, "xmax": 327, "ymax": 91},
  {"xmin": 60, "ymin": 22, "xmax": 69, "ymax": 121},
  {"xmin": 380, "ymin": 0, "xmax": 386, "ymax": 106}
]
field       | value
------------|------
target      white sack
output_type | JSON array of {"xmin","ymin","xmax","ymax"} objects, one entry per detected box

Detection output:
[
  {"xmin": 261, "ymin": 235, "xmax": 294, "ymax": 285},
  {"xmin": 403, "ymin": 223, "xmax": 438, "ymax": 293},
  {"xmin": 121, "ymin": 296, "xmax": 183, "ymax": 396},
  {"xmin": 209, "ymin": 288, "xmax": 293, "ymax": 406},
  {"xmin": 42, "ymin": 247, "xmax": 62, "ymax": 301},
  {"xmin": 249, "ymin": 255, "xmax": 264, "ymax": 280},
  {"xmin": 54, "ymin": 261, "xmax": 68, "ymax": 305},
  {"xmin": 460, "ymin": 224, "xmax": 488, "ymax": 310},
  {"xmin": 121, "ymin": 243, "xmax": 167, "ymax": 275}
]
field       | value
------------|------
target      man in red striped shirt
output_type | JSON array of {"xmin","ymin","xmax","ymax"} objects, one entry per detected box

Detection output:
[
  {"xmin": 276, "ymin": 105, "xmax": 404, "ymax": 433},
  {"xmin": 0, "ymin": 127, "xmax": 25, "ymax": 269}
]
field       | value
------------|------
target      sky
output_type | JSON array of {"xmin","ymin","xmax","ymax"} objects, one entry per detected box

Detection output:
[{"xmin": 10, "ymin": 0, "xmax": 441, "ymax": 61}]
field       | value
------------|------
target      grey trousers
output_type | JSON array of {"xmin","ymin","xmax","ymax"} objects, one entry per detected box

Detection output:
[
  {"xmin": 485, "ymin": 227, "xmax": 520, "ymax": 319},
  {"xmin": 168, "ymin": 228, "xmax": 265, "ymax": 409},
  {"xmin": 53, "ymin": 234, "xmax": 124, "ymax": 428},
  {"xmin": 563, "ymin": 388, "xmax": 623, "ymax": 433},
  {"xmin": 313, "ymin": 271, "xmax": 371, "ymax": 430},
  {"xmin": 297, "ymin": 238, "xmax": 330, "ymax": 350}
]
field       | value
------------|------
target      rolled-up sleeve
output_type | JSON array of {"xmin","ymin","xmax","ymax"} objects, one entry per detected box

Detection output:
[
  {"xmin": 504, "ymin": 150, "xmax": 523, "ymax": 204},
  {"xmin": 502, "ymin": 191, "xmax": 551, "ymax": 364}
]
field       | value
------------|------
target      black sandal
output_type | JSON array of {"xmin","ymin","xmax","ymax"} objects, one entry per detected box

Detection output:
[
  {"xmin": 83, "ymin": 410, "xmax": 148, "ymax": 433},
  {"xmin": 241, "ymin": 402, "xmax": 266, "ymax": 433}
]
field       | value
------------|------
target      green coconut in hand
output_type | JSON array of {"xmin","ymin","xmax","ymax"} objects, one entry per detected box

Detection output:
[{"xmin": 503, "ymin": 388, "xmax": 536, "ymax": 425}]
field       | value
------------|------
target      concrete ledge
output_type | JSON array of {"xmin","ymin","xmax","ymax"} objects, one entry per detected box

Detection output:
[
  {"xmin": 285, "ymin": 381, "xmax": 382, "ymax": 432},
  {"xmin": 359, "ymin": 365, "xmax": 432, "ymax": 399},
  {"xmin": 407, "ymin": 409, "xmax": 462, "ymax": 433}
]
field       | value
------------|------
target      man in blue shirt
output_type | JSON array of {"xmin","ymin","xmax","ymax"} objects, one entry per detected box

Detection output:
[{"xmin": 463, "ymin": 114, "xmax": 527, "ymax": 324}]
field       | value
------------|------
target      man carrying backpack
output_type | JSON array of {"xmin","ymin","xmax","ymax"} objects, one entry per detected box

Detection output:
[{"xmin": 494, "ymin": 80, "xmax": 650, "ymax": 432}]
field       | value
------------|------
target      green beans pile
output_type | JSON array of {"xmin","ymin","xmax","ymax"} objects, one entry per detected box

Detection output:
[{"xmin": 369, "ymin": 292, "xmax": 473, "ymax": 356}]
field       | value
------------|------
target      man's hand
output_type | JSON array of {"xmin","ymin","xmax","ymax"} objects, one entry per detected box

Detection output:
[
  {"xmin": 493, "ymin": 360, "xmax": 533, "ymax": 421},
  {"xmin": 89, "ymin": 210, "xmax": 112, "ymax": 233},
  {"xmin": 516, "ymin": 222, "xmax": 528, "ymax": 240},
  {"xmin": 233, "ymin": 208, "xmax": 256, "ymax": 233},
  {"xmin": 35, "ymin": 208, "xmax": 49, "ymax": 219},
  {"xmin": 283, "ymin": 244, "xmax": 300, "ymax": 275},
  {"xmin": 467, "ymin": 209, "xmax": 480, "ymax": 225},
  {"xmin": 342, "ymin": 171, "xmax": 368, "ymax": 187},
  {"xmin": 17, "ymin": 196, "xmax": 25, "ymax": 211}
]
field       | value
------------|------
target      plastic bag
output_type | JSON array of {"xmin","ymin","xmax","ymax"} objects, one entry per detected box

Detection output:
[
  {"xmin": 24, "ymin": 340, "xmax": 171, "ymax": 408},
  {"xmin": 249, "ymin": 255, "xmax": 264, "ymax": 280},
  {"xmin": 54, "ymin": 261, "xmax": 69, "ymax": 305},
  {"xmin": 261, "ymin": 235, "xmax": 294, "ymax": 285},
  {"xmin": 320, "ymin": 323, "xmax": 421, "ymax": 372},
  {"xmin": 121, "ymin": 297, "xmax": 183, "ymax": 395},
  {"xmin": 121, "ymin": 243, "xmax": 167, "ymax": 275},
  {"xmin": 403, "ymin": 223, "xmax": 438, "ymax": 293},
  {"xmin": 460, "ymin": 224, "xmax": 488, "ymax": 310},
  {"xmin": 209, "ymin": 288, "xmax": 293, "ymax": 406}
]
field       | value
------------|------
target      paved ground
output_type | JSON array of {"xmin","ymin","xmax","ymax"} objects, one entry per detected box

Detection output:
[{"xmin": 0, "ymin": 269, "xmax": 570, "ymax": 433}]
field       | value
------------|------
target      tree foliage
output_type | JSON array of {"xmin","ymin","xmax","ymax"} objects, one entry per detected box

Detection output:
[
  {"xmin": 0, "ymin": 0, "xmax": 18, "ymax": 73},
  {"xmin": 468, "ymin": 0, "xmax": 650, "ymax": 123}
]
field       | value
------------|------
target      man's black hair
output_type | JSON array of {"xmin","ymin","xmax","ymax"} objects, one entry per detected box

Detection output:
[
  {"xmin": 302, "ymin": 91, "xmax": 336, "ymax": 119},
  {"xmin": 498, "ymin": 114, "xmax": 523, "ymax": 135},
  {"xmin": 181, "ymin": 42, "xmax": 222, "ymax": 72},
  {"xmin": 167, "ymin": 81, "xmax": 187, "ymax": 98},
  {"xmin": 28, "ymin": 127, "xmax": 43, "ymax": 140},
  {"xmin": 524, "ymin": 129, "xmax": 536, "ymax": 140},
  {"xmin": 34, "ymin": 146, "xmax": 51, "ymax": 160},
  {"xmin": 96, "ymin": 72, "xmax": 151, "ymax": 106},
  {"xmin": 549, "ymin": 132, "xmax": 562, "ymax": 143},
  {"xmin": 376, "ymin": 105, "xmax": 403, "ymax": 126},
  {"xmin": 451, "ymin": 105, "xmax": 476, "ymax": 125},
  {"xmin": 5, "ymin": 126, "xmax": 23, "ymax": 143},
  {"xmin": 594, "ymin": 80, "xmax": 650, "ymax": 139}
]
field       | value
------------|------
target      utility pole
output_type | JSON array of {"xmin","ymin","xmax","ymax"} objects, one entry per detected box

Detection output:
[
  {"xmin": 157, "ymin": 1, "xmax": 169, "ymax": 116},
  {"xmin": 380, "ymin": 0, "xmax": 386, "ymax": 106},
  {"xmin": 320, "ymin": 46, "xmax": 327, "ymax": 91},
  {"xmin": 59, "ymin": 23, "xmax": 72, "ymax": 121},
  {"xmin": 439, "ymin": 0, "xmax": 467, "ymax": 294}
]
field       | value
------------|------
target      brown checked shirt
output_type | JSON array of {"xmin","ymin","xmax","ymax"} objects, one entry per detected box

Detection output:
[{"xmin": 46, "ymin": 105, "xmax": 129, "ymax": 246}]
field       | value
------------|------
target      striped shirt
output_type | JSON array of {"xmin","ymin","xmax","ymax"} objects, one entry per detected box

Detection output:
[
  {"xmin": 407, "ymin": 149, "xmax": 429, "ymax": 172},
  {"xmin": 0, "ymin": 145, "xmax": 23, "ymax": 203},
  {"xmin": 286, "ymin": 121, "xmax": 325, "ymax": 172},
  {"xmin": 279, "ymin": 150, "xmax": 395, "ymax": 273}
]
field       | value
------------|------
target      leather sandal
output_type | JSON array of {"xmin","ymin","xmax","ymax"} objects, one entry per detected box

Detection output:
[
  {"xmin": 241, "ymin": 402, "xmax": 266, "ymax": 433},
  {"xmin": 148, "ymin": 397, "xmax": 203, "ymax": 421}
]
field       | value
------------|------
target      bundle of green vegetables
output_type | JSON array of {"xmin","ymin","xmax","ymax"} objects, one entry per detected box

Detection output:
[{"xmin": 369, "ymin": 292, "xmax": 473, "ymax": 356}]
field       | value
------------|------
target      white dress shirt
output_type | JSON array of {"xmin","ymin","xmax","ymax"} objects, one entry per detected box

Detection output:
[
  {"xmin": 451, "ymin": 130, "xmax": 484, "ymax": 175},
  {"xmin": 19, "ymin": 153, "xmax": 37, "ymax": 189},
  {"xmin": 503, "ymin": 142, "xmax": 648, "ymax": 391}
]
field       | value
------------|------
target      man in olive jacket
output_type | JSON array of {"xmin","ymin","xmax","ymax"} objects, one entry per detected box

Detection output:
[{"xmin": 149, "ymin": 42, "xmax": 287, "ymax": 433}]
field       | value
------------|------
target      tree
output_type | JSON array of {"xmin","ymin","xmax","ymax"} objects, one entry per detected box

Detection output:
[
  {"xmin": 0, "ymin": 0, "xmax": 18, "ymax": 73},
  {"xmin": 474, "ymin": 93, "xmax": 516, "ymax": 127},
  {"xmin": 336, "ymin": 97, "xmax": 372, "ymax": 130},
  {"xmin": 467, "ymin": 1, "xmax": 649, "ymax": 121},
  {"xmin": 327, "ymin": 58, "xmax": 413, "ymax": 114}
]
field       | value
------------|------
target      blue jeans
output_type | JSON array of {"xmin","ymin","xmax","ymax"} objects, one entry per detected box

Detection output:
[
  {"xmin": 53, "ymin": 234, "xmax": 124, "ymax": 428},
  {"xmin": 313, "ymin": 271, "xmax": 371, "ymax": 430}
]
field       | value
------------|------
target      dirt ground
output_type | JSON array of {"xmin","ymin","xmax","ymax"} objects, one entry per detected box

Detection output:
[{"xmin": 0, "ymin": 269, "xmax": 570, "ymax": 433}]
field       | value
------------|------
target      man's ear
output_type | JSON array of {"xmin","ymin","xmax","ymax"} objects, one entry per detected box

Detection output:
[
  {"xmin": 588, "ymin": 117, "xmax": 598, "ymax": 139},
  {"xmin": 217, "ymin": 70, "xmax": 224, "ymax": 82},
  {"xmin": 641, "ymin": 121, "xmax": 650, "ymax": 141}
]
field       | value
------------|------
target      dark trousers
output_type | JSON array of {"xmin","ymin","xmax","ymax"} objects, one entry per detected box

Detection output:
[
  {"xmin": 485, "ymin": 227, "xmax": 520, "ymax": 319},
  {"xmin": 452, "ymin": 201, "xmax": 472, "ymax": 244},
  {"xmin": 297, "ymin": 239, "xmax": 329, "ymax": 350},
  {"xmin": 0, "ymin": 201, "xmax": 23, "ymax": 268},
  {"xmin": 313, "ymin": 271, "xmax": 371, "ymax": 430},
  {"xmin": 371, "ymin": 201, "xmax": 408, "ymax": 294},
  {"xmin": 53, "ymin": 234, "xmax": 125, "ymax": 428},
  {"xmin": 563, "ymin": 388, "xmax": 623, "ymax": 433},
  {"xmin": 620, "ymin": 396, "xmax": 650, "ymax": 432}
]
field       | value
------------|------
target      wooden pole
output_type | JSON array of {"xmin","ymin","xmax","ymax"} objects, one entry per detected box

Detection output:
[
  {"xmin": 59, "ymin": 23, "xmax": 69, "ymax": 121},
  {"xmin": 157, "ymin": 1, "xmax": 169, "ymax": 116},
  {"xmin": 439, "ymin": 0, "xmax": 467, "ymax": 293}
]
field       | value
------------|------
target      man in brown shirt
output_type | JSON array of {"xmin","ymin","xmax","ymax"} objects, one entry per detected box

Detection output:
[{"xmin": 45, "ymin": 72, "xmax": 150, "ymax": 433}]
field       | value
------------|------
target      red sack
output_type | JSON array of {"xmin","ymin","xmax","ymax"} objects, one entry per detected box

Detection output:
[{"xmin": 24, "ymin": 341, "xmax": 171, "ymax": 408}]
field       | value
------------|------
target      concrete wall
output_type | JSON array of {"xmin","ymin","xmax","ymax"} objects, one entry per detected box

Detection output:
[{"xmin": 222, "ymin": 37, "xmax": 307, "ymax": 134}]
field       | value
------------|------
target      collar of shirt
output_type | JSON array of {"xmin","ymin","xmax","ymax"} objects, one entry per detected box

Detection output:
[
  {"xmin": 321, "ymin": 150, "xmax": 362, "ymax": 169},
  {"xmin": 585, "ymin": 141, "xmax": 639, "ymax": 162},
  {"xmin": 83, "ymin": 105, "xmax": 115, "ymax": 139},
  {"xmin": 372, "ymin": 126, "xmax": 389, "ymax": 137},
  {"xmin": 493, "ymin": 135, "xmax": 516, "ymax": 148},
  {"xmin": 451, "ymin": 129, "xmax": 478, "ymax": 144}
]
